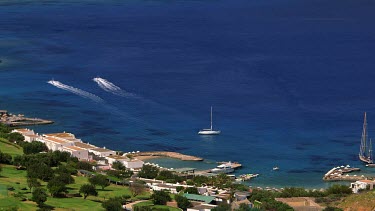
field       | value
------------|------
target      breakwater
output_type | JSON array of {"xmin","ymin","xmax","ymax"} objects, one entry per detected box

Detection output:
[
  {"xmin": 0, "ymin": 110, "xmax": 53, "ymax": 127},
  {"xmin": 133, "ymin": 151, "xmax": 203, "ymax": 161}
]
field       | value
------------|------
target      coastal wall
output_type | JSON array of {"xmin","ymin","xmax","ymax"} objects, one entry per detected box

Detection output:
[{"xmin": 133, "ymin": 151, "xmax": 203, "ymax": 161}]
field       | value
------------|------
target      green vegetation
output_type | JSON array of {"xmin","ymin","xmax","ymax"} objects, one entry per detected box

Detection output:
[
  {"xmin": 174, "ymin": 194, "xmax": 191, "ymax": 210},
  {"xmin": 0, "ymin": 138, "xmax": 21, "ymax": 158},
  {"xmin": 22, "ymin": 141, "xmax": 48, "ymax": 154},
  {"xmin": 79, "ymin": 184, "xmax": 98, "ymax": 199},
  {"xmin": 138, "ymin": 164, "xmax": 159, "ymax": 179},
  {"xmin": 31, "ymin": 187, "xmax": 48, "ymax": 207},
  {"xmin": 151, "ymin": 190, "xmax": 172, "ymax": 205},
  {"xmin": 0, "ymin": 123, "xmax": 152, "ymax": 210},
  {"xmin": 133, "ymin": 201, "xmax": 181, "ymax": 211},
  {"xmin": 89, "ymin": 174, "xmax": 110, "ymax": 190}
]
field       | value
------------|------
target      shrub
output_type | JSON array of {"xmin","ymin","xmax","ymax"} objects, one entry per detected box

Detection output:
[{"xmin": 151, "ymin": 190, "xmax": 171, "ymax": 205}]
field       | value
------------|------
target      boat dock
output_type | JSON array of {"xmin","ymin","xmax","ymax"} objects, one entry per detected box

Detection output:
[
  {"xmin": 0, "ymin": 110, "xmax": 53, "ymax": 127},
  {"xmin": 323, "ymin": 165, "xmax": 363, "ymax": 181}
]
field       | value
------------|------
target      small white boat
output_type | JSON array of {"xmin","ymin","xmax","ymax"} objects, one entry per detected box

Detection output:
[
  {"xmin": 198, "ymin": 106, "xmax": 221, "ymax": 135},
  {"xmin": 273, "ymin": 166, "xmax": 279, "ymax": 171}
]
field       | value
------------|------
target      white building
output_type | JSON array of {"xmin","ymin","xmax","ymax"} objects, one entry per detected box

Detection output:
[
  {"xmin": 11, "ymin": 128, "xmax": 40, "ymax": 142},
  {"xmin": 89, "ymin": 147, "xmax": 116, "ymax": 157},
  {"xmin": 74, "ymin": 142, "xmax": 97, "ymax": 150},
  {"xmin": 150, "ymin": 183, "xmax": 178, "ymax": 194},
  {"xmin": 124, "ymin": 159, "xmax": 144, "ymax": 169},
  {"xmin": 44, "ymin": 132, "xmax": 82, "ymax": 143},
  {"xmin": 61, "ymin": 145, "xmax": 89, "ymax": 160},
  {"xmin": 39, "ymin": 136, "xmax": 74, "ymax": 151},
  {"xmin": 351, "ymin": 180, "xmax": 375, "ymax": 193},
  {"xmin": 106, "ymin": 155, "xmax": 129, "ymax": 165}
]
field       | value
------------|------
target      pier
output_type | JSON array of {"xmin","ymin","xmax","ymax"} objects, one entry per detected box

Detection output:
[
  {"xmin": 133, "ymin": 151, "xmax": 203, "ymax": 161},
  {"xmin": 0, "ymin": 110, "xmax": 53, "ymax": 127},
  {"xmin": 323, "ymin": 165, "xmax": 363, "ymax": 181}
]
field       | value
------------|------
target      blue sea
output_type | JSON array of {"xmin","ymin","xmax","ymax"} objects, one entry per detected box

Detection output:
[{"xmin": 1, "ymin": 0, "xmax": 375, "ymax": 188}]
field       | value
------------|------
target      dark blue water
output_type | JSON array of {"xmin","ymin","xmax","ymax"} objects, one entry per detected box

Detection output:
[{"xmin": 1, "ymin": 0, "xmax": 375, "ymax": 188}]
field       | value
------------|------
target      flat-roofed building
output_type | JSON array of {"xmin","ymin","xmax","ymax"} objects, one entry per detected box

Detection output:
[
  {"xmin": 44, "ymin": 132, "xmax": 82, "ymax": 143},
  {"xmin": 39, "ymin": 136, "xmax": 74, "ymax": 151},
  {"xmin": 124, "ymin": 159, "xmax": 144, "ymax": 169},
  {"xmin": 12, "ymin": 128, "xmax": 39, "ymax": 142},
  {"xmin": 105, "ymin": 155, "xmax": 129, "ymax": 165},
  {"xmin": 89, "ymin": 147, "xmax": 115, "ymax": 157},
  {"xmin": 62, "ymin": 145, "xmax": 89, "ymax": 160},
  {"xmin": 150, "ymin": 183, "xmax": 178, "ymax": 194},
  {"xmin": 351, "ymin": 180, "xmax": 375, "ymax": 193},
  {"xmin": 74, "ymin": 142, "xmax": 97, "ymax": 150}
]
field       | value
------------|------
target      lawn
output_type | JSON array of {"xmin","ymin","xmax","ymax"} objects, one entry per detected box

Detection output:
[
  {"xmin": 134, "ymin": 200, "xmax": 181, "ymax": 211},
  {"xmin": 0, "ymin": 164, "xmax": 149, "ymax": 210},
  {"xmin": 0, "ymin": 137, "xmax": 23, "ymax": 157},
  {"xmin": 0, "ymin": 139, "xmax": 152, "ymax": 210}
]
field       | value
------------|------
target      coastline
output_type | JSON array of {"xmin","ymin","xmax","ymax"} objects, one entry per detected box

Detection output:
[{"xmin": 133, "ymin": 151, "xmax": 203, "ymax": 161}]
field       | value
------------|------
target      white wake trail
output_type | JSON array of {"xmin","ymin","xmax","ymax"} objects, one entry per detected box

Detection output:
[
  {"xmin": 47, "ymin": 80, "xmax": 104, "ymax": 102},
  {"xmin": 93, "ymin": 77, "xmax": 136, "ymax": 97}
]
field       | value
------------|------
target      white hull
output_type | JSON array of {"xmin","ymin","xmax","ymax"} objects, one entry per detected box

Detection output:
[
  {"xmin": 198, "ymin": 106, "xmax": 220, "ymax": 135},
  {"xmin": 210, "ymin": 167, "xmax": 234, "ymax": 174},
  {"xmin": 198, "ymin": 130, "xmax": 221, "ymax": 135}
]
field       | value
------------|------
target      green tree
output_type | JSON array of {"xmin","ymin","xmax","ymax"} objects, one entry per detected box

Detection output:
[
  {"xmin": 138, "ymin": 164, "xmax": 159, "ymax": 179},
  {"xmin": 235, "ymin": 203, "xmax": 252, "ymax": 211},
  {"xmin": 112, "ymin": 161, "xmax": 126, "ymax": 171},
  {"xmin": 176, "ymin": 186, "xmax": 184, "ymax": 192},
  {"xmin": 151, "ymin": 190, "xmax": 171, "ymax": 205},
  {"xmin": 175, "ymin": 195, "xmax": 191, "ymax": 210},
  {"xmin": 184, "ymin": 187, "xmax": 199, "ymax": 194},
  {"xmin": 191, "ymin": 175, "xmax": 210, "ymax": 186},
  {"xmin": 89, "ymin": 174, "xmax": 110, "ymax": 190},
  {"xmin": 56, "ymin": 173, "xmax": 75, "ymax": 185},
  {"xmin": 22, "ymin": 142, "xmax": 48, "ymax": 154},
  {"xmin": 0, "ymin": 123, "xmax": 11, "ymax": 133},
  {"xmin": 8, "ymin": 132, "xmax": 24, "ymax": 143},
  {"xmin": 0, "ymin": 151, "xmax": 12, "ymax": 164},
  {"xmin": 106, "ymin": 169, "xmax": 133, "ymax": 179},
  {"xmin": 27, "ymin": 177, "xmax": 41, "ymax": 192},
  {"xmin": 47, "ymin": 177, "xmax": 67, "ymax": 197},
  {"xmin": 32, "ymin": 187, "xmax": 48, "ymax": 207},
  {"xmin": 79, "ymin": 184, "xmax": 98, "ymax": 199},
  {"xmin": 129, "ymin": 181, "xmax": 145, "ymax": 197},
  {"xmin": 27, "ymin": 163, "xmax": 54, "ymax": 181},
  {"xmin": 102, "ymin": 197, "xmax": 123, "ymax": 211},
  {"xmin": 76, "ymin": 161, "xmax": 93, "ymax": 171}
]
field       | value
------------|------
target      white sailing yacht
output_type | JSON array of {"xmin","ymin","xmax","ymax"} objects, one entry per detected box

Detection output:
[
  {"xmin": 359, "ymin": 112, "xmax": 373, "ymax": 164},
  {"xmin": 198, "ymin": 106, "xmax": 221, "ymax": 135}
]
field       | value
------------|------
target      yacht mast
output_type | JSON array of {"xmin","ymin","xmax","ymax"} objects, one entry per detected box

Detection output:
[
  {"xmin": 360, "ymin": 112, "xmax": 368, "ymax": 157},
  {"xmin": 370, "ymin": 138, "xmax": 373, "ymax": 163},
  {"xmin": 210, "ymin": 106, "xmax": 213, "ymax": 131}
]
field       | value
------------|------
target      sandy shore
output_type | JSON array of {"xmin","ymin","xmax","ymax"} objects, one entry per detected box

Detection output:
[{"xmin": 133, "ymin": 151, "xmax": 203, "ymax": 161}]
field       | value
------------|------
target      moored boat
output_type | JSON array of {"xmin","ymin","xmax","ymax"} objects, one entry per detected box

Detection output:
[
  {"xmin": 198, "ymin": 106, "xmax": 221, "ymax": 135},
  {"xmin": 359, "ymin": 112, "xmax": 373, "ymax": 164}
]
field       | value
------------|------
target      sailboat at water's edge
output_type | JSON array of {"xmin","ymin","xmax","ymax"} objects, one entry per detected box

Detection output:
[
  {"xmin": 198, "ymin": 106, "xmax": 221, "ymax": 135},
  {"xmin": 359, "ymin": 112, "xmax": 373, "ymax": 164}
]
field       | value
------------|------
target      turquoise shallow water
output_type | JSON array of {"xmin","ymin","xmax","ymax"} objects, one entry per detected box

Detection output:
[{"xmin": 1, "ymin": 0, "xmax": 375, "ymax": 188}]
